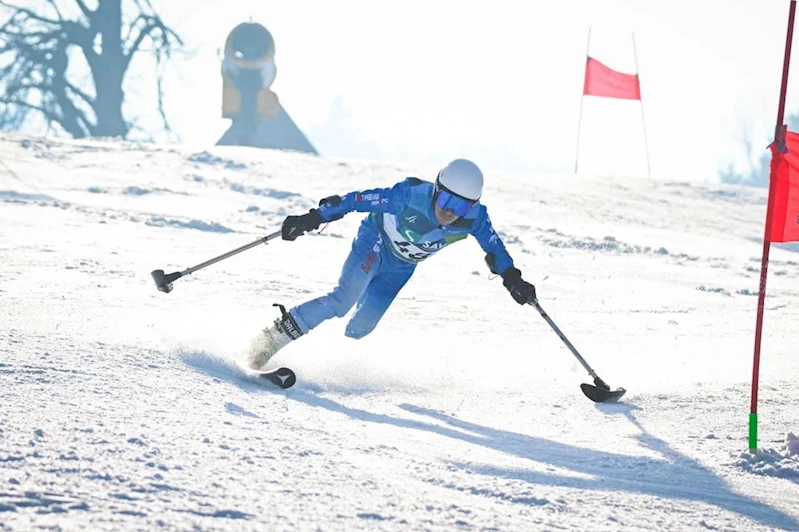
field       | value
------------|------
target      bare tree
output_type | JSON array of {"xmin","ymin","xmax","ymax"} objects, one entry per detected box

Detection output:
[
  {"xmin": 721, "ymin": 111, "xmax": 799, "ymax": 187},
  {"xmin": 0, "ymin": 0, "xmax": 182, "ymax": 139}
]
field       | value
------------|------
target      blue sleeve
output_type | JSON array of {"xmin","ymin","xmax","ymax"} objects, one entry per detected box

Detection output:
[
  {"xmin": 316, "ymin": 180, "xmax": 411, "ymax": 222},
  {"xmin": 470, "ymin": 205, "xmax": 515, "ymax": 275}
]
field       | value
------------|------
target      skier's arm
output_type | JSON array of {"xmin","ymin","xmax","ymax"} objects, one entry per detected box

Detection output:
[
  {"xmin": 470, "ymin": 207, "xmax": 515, "ymax": 274},
  {"xmin": 472, "ymin": 208, "xmax": 537, "ymax": 305},
  {"xmin": 281, "ymin": 181, "xmax": 411, "ymax": 241},
  {"xmin": 316, "ymin": 181, "xmax": 410, "ymax": 222}
]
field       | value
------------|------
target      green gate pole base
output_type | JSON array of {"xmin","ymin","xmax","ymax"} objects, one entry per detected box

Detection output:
[{"xmin": 748, "ymin": 412, "xmax": 758, "ymax": 452}]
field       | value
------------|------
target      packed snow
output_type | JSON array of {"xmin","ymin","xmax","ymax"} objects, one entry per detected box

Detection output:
[{"xmin": 1, "ymin": 133, "xmax": 798, "ymax": 530}]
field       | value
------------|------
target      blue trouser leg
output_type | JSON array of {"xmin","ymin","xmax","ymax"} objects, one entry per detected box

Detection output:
[
  {"xmin": 291, "ymin": 222, "xmax": 384, "ymax": 334},
  {"xmin": 344, "ymin": 257, "xmax": 415, "ymax": 339}
]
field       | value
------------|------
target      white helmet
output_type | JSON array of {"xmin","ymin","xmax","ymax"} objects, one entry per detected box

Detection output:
[{"xmin": 436, "ymin": 159, "xmax": 483, "ymax": 201}]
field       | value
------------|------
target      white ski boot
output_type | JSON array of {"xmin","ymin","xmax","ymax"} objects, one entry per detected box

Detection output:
[{"xmin": 246, "ymin": 304, "xmax": 304, "ymax": 371}]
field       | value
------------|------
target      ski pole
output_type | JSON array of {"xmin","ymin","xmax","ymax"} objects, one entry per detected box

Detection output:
[
  {"xmin": 529, "ymin": 299, "xmax": 626, "ymax": 403},
  {"xmin": 151, "ymin": 230, "xmax": 281, "ymax": 293}
]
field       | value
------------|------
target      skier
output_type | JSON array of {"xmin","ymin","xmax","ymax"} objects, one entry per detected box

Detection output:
[{"xmin": 247, "ymin": 158, "xmax": 537, "ymax": 370}]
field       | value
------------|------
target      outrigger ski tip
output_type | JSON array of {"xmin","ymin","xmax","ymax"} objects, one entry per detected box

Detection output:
[
  {"xmin": 580, "ymin": 377, "xmax": 626, "ymax": 403},
  {"xmin": 525, "ymin": 300, "xmax": 626, "ymax": 404}
]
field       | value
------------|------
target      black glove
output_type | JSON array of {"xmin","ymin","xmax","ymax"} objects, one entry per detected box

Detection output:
[
  {"xmin": 282, "ymin": 209, "xmax": 323, "ymax": 241},
  {"xmin": 501, "ymin": 267, "xmax": 537, "ymax": 305}
]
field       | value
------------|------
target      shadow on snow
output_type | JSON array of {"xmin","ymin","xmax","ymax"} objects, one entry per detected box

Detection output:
[
  {"xmin": 288, "ymin": 391, "xmax": 798, "ymax": 531},
  {"xmin": 178, "ymin": 351, "xmax": 797, "ymax": 529}
]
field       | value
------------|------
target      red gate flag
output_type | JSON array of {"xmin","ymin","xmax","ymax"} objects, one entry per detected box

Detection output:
[
  {"xmin": 583, "ymin": 57, "xmax": 641, "ymax": 100},
  {"xmin": 768, "ymin": 131, "xmax": 799, "ymax": 243}
]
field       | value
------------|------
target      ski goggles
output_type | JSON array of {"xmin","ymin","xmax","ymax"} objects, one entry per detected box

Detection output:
[{"xmin": 434, "ymin": 185, "xmax": 478, "ymax": 217}]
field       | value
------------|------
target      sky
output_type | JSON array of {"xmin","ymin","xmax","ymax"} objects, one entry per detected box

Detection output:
[
  {"xmin": 128, "ymin": 0, "xmax": 798, "ymax": 183},
  {"xmin": 2, "ymin": 133, "xmax": 799, "ymax": 529},
  {"xmin": 2, "ymin": 1, "xmax": 795, "ymax": 181}
]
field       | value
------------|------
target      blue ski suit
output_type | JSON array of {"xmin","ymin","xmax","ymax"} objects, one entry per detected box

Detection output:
[{"xmin": 289, "ymin": 178, "xmax": 516, "ymax": 339}]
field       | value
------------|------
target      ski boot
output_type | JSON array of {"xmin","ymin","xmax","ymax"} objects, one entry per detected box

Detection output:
[{"xmin": 246, "ymin": 304, "xmax": 304, "ymax": 371}]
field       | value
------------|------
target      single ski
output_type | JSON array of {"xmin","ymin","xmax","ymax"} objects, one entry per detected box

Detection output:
[{"xmin": 256, "ymin": 367, "xmax": 296, "ymax": 389}]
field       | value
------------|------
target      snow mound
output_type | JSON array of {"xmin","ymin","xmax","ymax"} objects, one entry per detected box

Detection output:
[{"xmin": 735, "ymin": 434, "xmax": 799, "ymax": 480}]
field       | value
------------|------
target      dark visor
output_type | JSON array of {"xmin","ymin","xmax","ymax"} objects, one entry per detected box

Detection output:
[{"xmin": 434, "ymin": 181, "xmax": 477, "ymax": 217}]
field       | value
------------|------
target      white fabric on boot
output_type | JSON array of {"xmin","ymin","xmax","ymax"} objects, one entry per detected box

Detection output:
[{"xmin": 246, "ymin": 319, "xmax": 294, "ymax": 370}]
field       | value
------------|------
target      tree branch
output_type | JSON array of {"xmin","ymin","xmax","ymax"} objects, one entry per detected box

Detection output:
[
  {"xmin": 0, "ymin": 23, "xmax": 91, "ymax": 56},
  {"xmin": 44, "ymin": 0, "xmax": 65, "ymax": 22},
  {"xmin": 153, "ymin": 49, "xmax": 175, "ymax": 140},
  {"xmin": 61, "ymin": 19, "xmax": 95, "ymax": 52},
  {"xmin": 72, "ymin": 0, "xmax": 94, "ymax": 20},
  {"xmin": 122, "ymin": 14, "xmax": 146, "ymax": 48},
  {"xmin": 0, "ymin": 97, "xmax": 51, "ymax": 117},
  {"xmin": 123, "ymin": 17, "xmax": 157, "ymax": 64},
  {"xmin": 64, "ymin": 80, "xmax": 95, "ymax": 107},
  {"xmin": 122, "ymin": 14, "xmax": 182, "ymax": 69},
  {"xmin": 50, "ymin": 87, "xmax": 93, "ymax": 137},
  {"xmin": 0, "ymin": 28, "xmax": 63, "ymax": 44},
  {"xmin": 1, "ymin": 0, "xmax": 181, "ymax": 140},
  {"xmin": 0, "ymin": 1, "xmax": 61, "ymax": 26}
]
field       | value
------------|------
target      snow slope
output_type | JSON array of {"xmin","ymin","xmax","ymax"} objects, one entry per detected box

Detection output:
[{"xmin": 1, "ymin": 133, "xmax": 798, "ymax": 531}]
